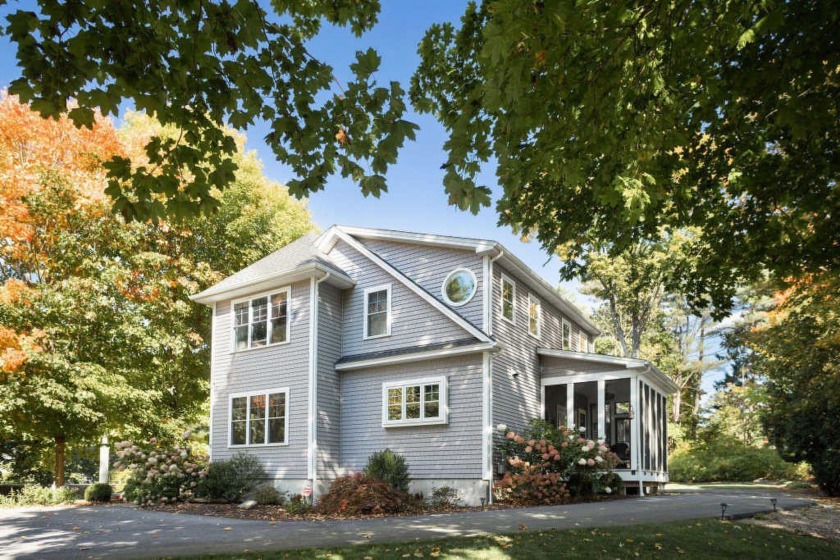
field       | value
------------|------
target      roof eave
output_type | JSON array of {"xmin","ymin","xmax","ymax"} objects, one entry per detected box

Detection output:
[
  {"xmin": 190, "ymin": 261, "xmax": 355, "ymax": 306},
  {"xmin": 493, "ymin": 246, "xmax": 601, "ymax": 336}
]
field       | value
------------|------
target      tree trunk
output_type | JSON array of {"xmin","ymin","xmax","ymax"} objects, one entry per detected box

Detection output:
[
  {"xmin": 672, "ymin": 390, "xmax": 682, "ymax": 423},
  {"xmin": 54, "ymin": 436, "xmax": 66, "ymax": 487}
]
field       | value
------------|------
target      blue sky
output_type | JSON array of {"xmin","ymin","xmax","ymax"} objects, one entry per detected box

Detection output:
[
  {"xmin": 0, "ymin": 2, "xmax": 586, "ymax": 300},
  {"xmin": 0, "ymin": 2, "xmax": 727, "ymax": 391}
]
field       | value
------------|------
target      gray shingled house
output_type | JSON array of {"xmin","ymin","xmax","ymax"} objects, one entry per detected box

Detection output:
[{"xmin": 191, "ymin": 226, "xmax": 677, "ymax": 504}]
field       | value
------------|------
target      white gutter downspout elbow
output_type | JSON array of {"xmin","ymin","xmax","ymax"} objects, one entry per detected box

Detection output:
[{"xmin": 308, "ymin": 271, "xmax": 330, "ymax": 502}]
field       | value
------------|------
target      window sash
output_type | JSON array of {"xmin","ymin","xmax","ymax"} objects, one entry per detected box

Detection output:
[
  {"xmin": 562, "ymin": 320, "xmax": 571, "ymax": 350},
  {"xmin": 365, "ymin": 287, "xmax": 390, "ymax": 338},
  {"xmin": 383, "ymin": 379, "xmax": 444, "ymax": 425},
  {"xmin": 231, "ymin": 288, "xmax": 290, "ymax": 350},
  {"xmin": 229, "ymin": 390, "xmax": 288, "ymax": 446},
  {"xmin": 501, "ymin": 277, "xmax": 515, "ymax": 322},
  {"xmin": 528, "ymin": 297, "xmax": 541, "ymax": 337}
]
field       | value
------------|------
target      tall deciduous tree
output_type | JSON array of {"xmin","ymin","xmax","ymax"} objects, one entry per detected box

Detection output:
[
  {"xmin": 0, "ymin": 95, "xmax": 313, "ymax": 485},
  {"xmin": 411, "ymin": 0, "xmax": 839, "ymax": 311},
  {"xmin": 747, "ymin": 274, "xmax": 840, "ymax": 496},
  {"xmin": 3, "ymin": 0, "xmax": 417, "ymax": 221}
]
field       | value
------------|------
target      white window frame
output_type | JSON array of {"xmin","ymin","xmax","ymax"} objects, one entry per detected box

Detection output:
[
  {"xmin": 528, "ymin": 294, "xmax": 541, "ymax": 339},
  {"xmin": 363, "ymin": 284, "xmax": 392, "ymax": 340},
  {"xmin": 381, "ymin": 376, "xmax": 448, "ymax": 428},
  {"xmin": 441, "ymin": 267, "xmax": 478, "ymax": 307},
  {"xmin": 562, "ymin": 318, "xmax": 572, "ymax": 350},
  {"xmin": 230, "ymin": 287, "xmax": 291, "ymax": 352},
  {"xmin": 228, "ymin": 387, "xmax": 290, "ymax": 448},
  {"xmin": 500, "ymin": 273, "xmax": 516, "ymax": 325}
]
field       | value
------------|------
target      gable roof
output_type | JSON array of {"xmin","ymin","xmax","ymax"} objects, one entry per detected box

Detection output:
[
  {"xmin": 190, "ymin": 231, "xmax": 355, "ymax": 304},
  {"xmin": 330, "ymin": 228, "xmax": 493, "ymax": 344},
  {"xmin": 317, "ymin": 225, "xmax": 600, "ymax": 336}
]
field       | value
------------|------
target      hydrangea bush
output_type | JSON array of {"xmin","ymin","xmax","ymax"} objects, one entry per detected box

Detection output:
[
  {"xmin": 494, "ymin": 419, "xmax": 620, "ymax": 504},
  {"xmin": 114, "ymin": 433, "xmax": 207, "ymax": 506}
]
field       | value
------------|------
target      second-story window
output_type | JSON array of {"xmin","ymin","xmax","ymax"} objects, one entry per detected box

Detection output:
[
  {"xmin": 364, "ymin": 284, "xmax": 391, "ymax": 339},
  {"xmin": 528, "ymin": 295, "xmax": 541, "ymax": 338},
  {"xmin": 562, "ymin": 319, "xmax": 571, "ymax": 350},
  {"xmin": 501, "ymin": 274, "xmax": 515, "ymax": 324},
  {"xmin": 232, "ymin": 288, "xmax": 290, "ymax": 351}
]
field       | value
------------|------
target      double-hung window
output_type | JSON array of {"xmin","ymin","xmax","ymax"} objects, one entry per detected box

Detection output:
[
  {"xmin": 562, "ymin": 319, "xmax": 572, "ymax": 350},
  {"xmin": 364, "ymin": 284, "xmax": 391, "ymax": 339},
  {"xmin": 383, "ymin": 377, "xmax": 447, "ymax": 427},
  {"xmin": 229, "ymin": 389, "xmax": 288, "ymax": 446},
  {"xmin": 500, "ymin": 274, "xmax": 516, "ymax": 324},
  {"xmin": 232, "ymin": 288, "xmax": 290, "ymax": 351},
  {"xmin": 528, "ymin": 295, "xmax": 541, "ymax": 338}
]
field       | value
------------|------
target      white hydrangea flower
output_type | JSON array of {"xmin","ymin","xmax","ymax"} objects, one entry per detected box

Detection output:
[{"xmin": 497, "ymin": 423, "xmax": 508, "ymax": 432}]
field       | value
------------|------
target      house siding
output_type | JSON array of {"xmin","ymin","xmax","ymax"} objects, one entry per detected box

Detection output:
[
  {"xmin": 326, "ymin": 239, "xmax": 473, "ymax": 356},
  {"xmin": 339, "ymin": 354, "xmax": 484, "ymax": 479},
  {"xmin": 210, "ymin": 281, "xmax": 310, "ymax": 480},
  {"xmin": 542, "ymin": 358, "xmax": 622, "ymax": 381},
  {"xmin": 316, "ymin": 282, "xmax": 343, "ymax": 480},
  {"xmin": 360, "ymin": 239, "xmax": 485, "ymax": 329},
  {"xmin": 490, "ymin": 263, "xmax": 595, "ymax": 467}
]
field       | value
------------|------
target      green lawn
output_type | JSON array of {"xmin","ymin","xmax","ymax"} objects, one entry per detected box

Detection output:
[{"xmin": 180, "ymin": 519, "xmax": 839, "ymax": 559}]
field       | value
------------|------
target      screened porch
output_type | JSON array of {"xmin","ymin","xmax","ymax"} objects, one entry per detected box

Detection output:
[{"xmin": 538, "ymin": 349, "xmax": 678, "ymax": 491}]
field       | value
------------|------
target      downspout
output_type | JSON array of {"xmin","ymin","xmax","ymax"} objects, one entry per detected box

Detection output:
[
  {"xmin": 308, "ymin": 271, "xmax": 331, "ymax": 502},
  {"xmin": 484, "ymin": 250, "xmax": 503, "ymax": 505}
]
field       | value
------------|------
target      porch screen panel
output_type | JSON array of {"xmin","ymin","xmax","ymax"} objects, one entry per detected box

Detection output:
[
  {"xmin": 651, "ymin": 387, "xmax": 658, "ymax": 472},
  {"xmin": 655, "ymin": 389, "xmax": 662, "ymax": 472}
]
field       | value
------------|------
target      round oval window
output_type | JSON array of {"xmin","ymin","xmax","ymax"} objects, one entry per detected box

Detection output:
[{"xmin": 442, "ymin": 268, "xmax": 477, "ymax": 306}]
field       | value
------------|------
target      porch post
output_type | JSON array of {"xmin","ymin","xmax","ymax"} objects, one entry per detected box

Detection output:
[
  {"xmin": 566, "ymin": 383, "xmax": 575, "ymax": 428},
  {"xmin": 629, "ymin": 379, "xmax": 638, "ymax": 471},
  {"xmin": 597, "ymin": 379, "xmax": 606, "ymax": 440}
]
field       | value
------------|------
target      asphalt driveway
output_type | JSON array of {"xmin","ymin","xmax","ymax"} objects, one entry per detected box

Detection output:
[{"xmin": 0, "ymin": 487, "xmax": 814, "ymax": 559}]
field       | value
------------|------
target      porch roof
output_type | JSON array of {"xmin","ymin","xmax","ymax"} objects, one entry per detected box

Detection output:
[{"xmin": 536, "ymin": 348, "xmax": 679, "ymax": 394}]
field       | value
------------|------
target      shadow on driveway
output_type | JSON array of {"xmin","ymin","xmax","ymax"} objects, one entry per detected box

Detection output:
[{"xmin": 0, "ymin": 487, "xmax": 814, "ymax": 559}]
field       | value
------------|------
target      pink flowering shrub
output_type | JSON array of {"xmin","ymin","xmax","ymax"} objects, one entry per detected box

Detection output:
[
  {"xmin": 495, "ymin": 419, "xmax": 620, "ymax": 503},
  {"xmin": 114, "ymin": 434, "xmax": 207, "ymax": 506}
]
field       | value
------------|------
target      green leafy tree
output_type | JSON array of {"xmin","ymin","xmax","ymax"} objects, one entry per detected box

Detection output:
[
  {"xmin": 411, "ymin": 1, "xmax": 839, "ymax": 311},
  {"xmin": 0, "ymin": 96, "xmax": 313, "ymax": 485},
  {"xmin": 748, "ymin": 274, "xmax": 840, "ymax": 495},
  {"xmin": 3, "ymin": 0, "xmax": 417, "ymax": 221}
]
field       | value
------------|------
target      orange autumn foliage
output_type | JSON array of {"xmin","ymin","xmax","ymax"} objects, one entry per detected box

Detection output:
[
  {"xmin": 0, "ymin": 91, "xmax": 122, "ymax": 263},
  {"xmin": 0, "ymin": 92, "xmax": 122, "ymax": 373}
]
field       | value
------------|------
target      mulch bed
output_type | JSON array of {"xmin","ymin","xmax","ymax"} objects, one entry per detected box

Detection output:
[{"xmin": 141, "ymin": 494, "xmax": 629, "ymax": 522}]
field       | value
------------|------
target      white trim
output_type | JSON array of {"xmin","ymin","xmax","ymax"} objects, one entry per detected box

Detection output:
[
  {"xmin": 334, "ymin": 229, "xmax": 492, "ymax": 343},
  {"xmin": 500, "ymin": 273, "xmax": 516, "ymax": 325},
  {"xmin": 441, "ymin": 267, "xmax": 478, "ymax": 307},
  {"xmin": 481, "ymin": 352, "xmax": 492, "ymax": 481},
  {"xmin": 227, "ymin": 388, "xmax": 290, "ymax": 448},
  {"xmin": 209, "ymin": 302, "xmax": 216, "ymax": 461},
  {"xmin": 482, "ymin": 255, "xmax": 490, "ymax": 332},
  {"xmin": 566, "ymin": 383, "xmax": 574, "ymax": 427},
  {"xmin": 313, "ymin": 225, "xmax": 600, "ymax": 336},
  {"xmin": 597, "ymin": 379, "xmax": 606, "ymax": 440},
  {"xmin": 381, "ymin": 376, "xmax": 448, "ymax": 428},
  {"xmin": 321, "ymin": 225, "xmax": 496, "ymax": 252},
  {"xmin": 541, "ymin": 370, "xmax": 636, "ymax": 386},
  {"xmin": 307, "ymin": 274, "xmax": 328, "ymax": 490},
  {"xmin": 230, "ymin": 286, "xmax": 291, "ymax": 353},
  {"xmin": 336, "ymin": 341, "xmax": 497, "ymax": 372},
  {"xmin": 363, "ymin": 283, "xmax": 392, "ymax": 340},
  {"xmin": 538, "ymin": 347, "xmax": 643, "ymax": 368},
  {"xmin": 527, "ymin": 294, "xmax": 541, "ymax": 339},
  {"xmin": 191, "ymin": 261, "xmax": 354, "ymax": 304},
  {"xmin": 484, "ymin": 250, "xmax": 503, "ymax": 336}
]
